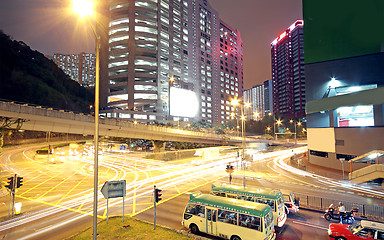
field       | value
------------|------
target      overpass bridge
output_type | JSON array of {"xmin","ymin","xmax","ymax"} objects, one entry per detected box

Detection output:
[{"xmin": 0, "ymin": 101, "xmax": 240, "ymax": 145}]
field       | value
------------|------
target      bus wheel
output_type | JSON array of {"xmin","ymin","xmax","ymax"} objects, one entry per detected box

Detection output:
[
  {"xmin": 231, "ymin": 235, "xmax": 241, "ymax": 240},
  {"xmin": 190, "ymin": 224, "xmax": 199, "ymax": 234}
]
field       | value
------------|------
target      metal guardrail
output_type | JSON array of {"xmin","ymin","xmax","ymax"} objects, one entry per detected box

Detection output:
[{"xmin": 296, "ymin": 193, "xmax": 384, "ymax": 222}]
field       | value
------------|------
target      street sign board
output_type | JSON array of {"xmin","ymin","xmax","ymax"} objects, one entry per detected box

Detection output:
[{"xmin": 101, "ymin": 180, "xmax": 126, "ymax": 199}]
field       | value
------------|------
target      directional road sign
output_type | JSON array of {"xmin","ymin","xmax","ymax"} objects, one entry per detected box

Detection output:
[{"xmin": 101, "ymin": 180, "xmax": 126, "ymax": 199}]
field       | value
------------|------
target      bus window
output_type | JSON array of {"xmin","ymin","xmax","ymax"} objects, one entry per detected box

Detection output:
[
  {"xmin": 218, "ymin": 209, "xmax": 237, "ymax": 225},
  {"xmin": 256, "ymin": 198, "xmax": 275, "ymax": 211},
  {"xmin": 239, "ymin": 214, "xmax": 260, "ymax": 231},
  {"xmin": 185, "ymin": 204, "xmax": 205, "ymax": 218},
  {"xmin": 246, "ymin": 196, "xmax": 254, "ymax": 202},
  {"xmin": 227, "ymin": 194, "xmax": 237, "ymax": 199},
  {"xmin": 237, "ymin": 195, "xmax": 247, "ymax": 200},
  {"xmin": 264, "ymin": 211, "xmax": 273, "ymax": 230}
]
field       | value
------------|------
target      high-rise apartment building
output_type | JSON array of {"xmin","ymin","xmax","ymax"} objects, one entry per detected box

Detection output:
[
  {"xmin": 243, "ymin": 84, "xmax": 264, "ymax": 120},
  {"xmin": 99, "ymin": 0, "xmax": 243, "ymax": 124},
  {"xmin": 271, "ymin": 20, "xmax": 305, "ymax": 118},
  {"xmin": 217, "ymin": 21, "xmax": 244, "ymax": 124},
  {"xmin": 52, "ymin": 53, "xmax": 96, "ymax": 87}
]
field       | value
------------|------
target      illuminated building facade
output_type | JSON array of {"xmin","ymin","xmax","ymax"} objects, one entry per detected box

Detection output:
[
  {"xmin": 243, "ymin": 84, "xmax": 264, "ymax": 120},
  {"xmin": 304, "ymin": 0, "xmax": 384, "ymax": 171},
  {"xmin": 52, "ymin": 53, "xmax": 96, "ymax": 87},
  {"xmin": 217, "ymin": 21, "xmax": 244, "ymax": 125},
  {"xmin": 99, "ymin": 0, "xmax": 242, "ymax": 124},
  {"xmin": 271, "ymin": 20, "xmax": 305, "ymax": 118}
]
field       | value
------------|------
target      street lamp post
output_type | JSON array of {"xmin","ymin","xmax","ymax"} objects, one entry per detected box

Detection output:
[
  {"xmin": 168, "ymin": 76, "xmax": 175, "ymax": 120},
  {"xmin": 72, "ymin": 1, "xmax": 99, "ymax": 239},
  {"xmin": 275, "ymin": 119, "xmax": 282, "ymax": 141},
  {"xmin": 231, "ymin": 99, "xmax": 249, "ymax": 188},
  {"xmin": 339, "ymin": 158, "xmax": 345, "ymax": 180}
]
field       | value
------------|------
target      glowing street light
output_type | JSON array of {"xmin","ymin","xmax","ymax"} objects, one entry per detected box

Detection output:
[
  {"xmin": 72, "ymin": 0, "xmax": 94, "ymax": 17},
  {"xmin": 274, "ymin": 119, "xmax": 282, "ymax": 140},
  {"xmin": 289, "ymin": 120, "xmax": 301, "ymax": 145},
  {"xmin": 265, "ymin": 126, "xmax": 271, "ymax": 135},
  {"xmin": 231, "ymin": 98, "xmax": 250, "ymax": 188},
  {"xmin": 72, "ymin": 1, "xmax": 100, "ymax": 239}
]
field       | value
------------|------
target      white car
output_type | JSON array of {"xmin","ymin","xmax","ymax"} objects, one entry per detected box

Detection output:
[{"xmin": 281, "ymin": 190, "xmax": 299, "ymax": 214}]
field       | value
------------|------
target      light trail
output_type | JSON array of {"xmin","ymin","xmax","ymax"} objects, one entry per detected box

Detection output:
[
  {"xmin": 273, "ymin": 148, "xmax": 384, "ymax": 198},
  {"xmin": 0, "ymin": 148, "xmax": 232, "ymax": 236}
]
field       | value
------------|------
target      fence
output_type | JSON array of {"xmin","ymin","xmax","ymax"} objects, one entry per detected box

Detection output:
[{"xmin": 296, "ymin": 193, "xmax": 384, "ymax": 222}]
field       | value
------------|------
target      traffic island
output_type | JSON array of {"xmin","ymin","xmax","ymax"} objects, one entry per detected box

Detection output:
[{"xmin": 67, "ymin": 216, "xmax": 194, "ymax": 240}]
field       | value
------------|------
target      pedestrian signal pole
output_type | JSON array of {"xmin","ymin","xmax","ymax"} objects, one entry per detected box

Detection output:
[
  {"xmin": 153, "ymin": 185, "xmax": 162, "ymax": 230},
  {"xmin": 6, "ymin": 175, "xmax": 15, "ymax": 216},
  {"xmin": 226, "ymin": 164, "xmax": 234, "ymax": 184},
  {"xmin": 6, "ymin": 174, "xmax": 24, "ymax": 216}
]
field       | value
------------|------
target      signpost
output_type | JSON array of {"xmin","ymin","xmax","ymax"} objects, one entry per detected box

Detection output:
[
  {"xmin": 153, "ymin": 185, "xmax": 162, "ymax": 230},
  {"xmin": 101, "ymin": 180, "xmax": 126, "ymax": 223}
]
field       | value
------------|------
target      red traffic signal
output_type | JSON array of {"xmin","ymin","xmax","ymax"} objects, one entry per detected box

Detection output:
[
  {"xmin": 155, "ymin": 188, "xmax": 162, "ymax": 203},
  {"xmin": 16, "ymin": 176, "xmax": 23, "ymax": 188},
  {"xmin": 226, "ymin": 165, "xmax": 234, "ymax": 173},
  {"xmin": 5, "ymin": 176, "xmax": 14, "ymax": 190}
]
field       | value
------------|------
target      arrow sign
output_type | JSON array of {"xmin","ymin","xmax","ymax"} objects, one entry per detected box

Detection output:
[{"xmin": 101, "ymin": 180, "xmax": 126, "ymax": 199}]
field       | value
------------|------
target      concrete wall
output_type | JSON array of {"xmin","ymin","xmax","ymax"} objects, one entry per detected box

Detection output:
[
  {"xmin": 334, "ymin": 127, "xmax": 384, "ymax": 155},
  {"xmin": 308, "ymin": 126, "xmax": 384, "ymax": 170}
]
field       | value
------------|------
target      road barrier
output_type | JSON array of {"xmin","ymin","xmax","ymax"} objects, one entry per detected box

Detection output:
[{"xmin": 295, "ymin": 193, "xmax": 384, "ymax": 222}]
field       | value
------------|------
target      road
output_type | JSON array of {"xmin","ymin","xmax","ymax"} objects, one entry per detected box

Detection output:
[{"xmin": 0, "ymin": 144, "xmax": 382, "ymax": 239}]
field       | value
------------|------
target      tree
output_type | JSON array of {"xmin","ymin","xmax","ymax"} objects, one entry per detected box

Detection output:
[{"xmin": 0, "ymin": 117, "xmax": 25, "ymax": 151}]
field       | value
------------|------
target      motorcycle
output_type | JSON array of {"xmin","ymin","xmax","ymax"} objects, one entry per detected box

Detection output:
[{"xmin": 324, "ymin": 204, "xmax": 359, "ymax": 224}]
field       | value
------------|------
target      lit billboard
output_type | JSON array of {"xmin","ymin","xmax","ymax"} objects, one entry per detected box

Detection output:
[{"xmin": 169, "ymin": 87, "xmax": 199, "ymax": 118}]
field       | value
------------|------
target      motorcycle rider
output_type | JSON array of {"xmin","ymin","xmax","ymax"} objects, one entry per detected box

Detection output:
[{"xmin": 338, "ymin": 202, "xmax": 345, "ymax": 223}]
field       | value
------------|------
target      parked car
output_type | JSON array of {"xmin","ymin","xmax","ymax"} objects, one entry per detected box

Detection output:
[
  {"xmin": 328, "ymin": 220, "xmax": 384, "ymax": 240},
  {"xmin": 281, "ymin": 190, "xmax": 299, "ymax": 214}
]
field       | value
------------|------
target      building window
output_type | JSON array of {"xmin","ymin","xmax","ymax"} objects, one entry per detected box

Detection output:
[
  {"xmin": 309, "ymin": 150, "xmax": 328, "ymax": 158},
  {"xmin": 336, "ymin": 105, "xmax": 374, "ymax": 127}
]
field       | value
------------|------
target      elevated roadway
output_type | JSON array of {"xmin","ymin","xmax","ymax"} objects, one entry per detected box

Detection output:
[{"xmin": 0, "ymin": 101, "xmax": 240, "ymax": 145}]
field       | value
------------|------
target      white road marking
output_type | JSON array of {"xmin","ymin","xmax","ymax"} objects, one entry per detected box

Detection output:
[{"xmin": 292, "ymin": 220, "xmax": 329, "ymax": 230}]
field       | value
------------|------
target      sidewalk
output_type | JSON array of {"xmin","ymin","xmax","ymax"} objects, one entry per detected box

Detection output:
[
  {"xmin": 288, "ymin": 154, "xmax": 384, "ymax": 191},
  {"xmin": 289, "ymin": 155, "xmax": 345, "ymax": 180}
]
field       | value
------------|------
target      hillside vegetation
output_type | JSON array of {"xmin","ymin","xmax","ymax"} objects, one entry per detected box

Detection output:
[{"xmin": 0, "ymin": 30, "xmax": 94, "ymax": 113}]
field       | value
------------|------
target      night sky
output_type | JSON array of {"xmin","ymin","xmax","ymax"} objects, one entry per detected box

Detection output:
[{"xmin": 0, "ymin": 0, "xmax": 302, "ymax": 89}]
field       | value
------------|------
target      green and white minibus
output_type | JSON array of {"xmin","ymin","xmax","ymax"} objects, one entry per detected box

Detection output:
[
  {"xmin": 210, "ymin": 184, "xmax": 287, "ymax": 227},
  {"xmin": 182, "ymin": 192, "xmax": 275, "ymax": 240}
]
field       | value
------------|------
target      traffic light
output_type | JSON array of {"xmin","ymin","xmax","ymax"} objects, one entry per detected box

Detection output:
[
  {"xmin": 16, "ymin": 176, "xmax": 23, "ymax": 188},
  {"xmin": 5, "ymin": 176, "xmax": 14, "ymax": 190},
  {"xmin": 226, "ymin": 165, "xmax": 234, "ymax": 173},
  {"xmin": 155, "ymin": 188, "xmax": 162, "ymax": 203}
]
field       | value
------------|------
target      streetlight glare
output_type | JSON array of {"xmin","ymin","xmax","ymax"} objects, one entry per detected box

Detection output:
[{"xmin": 72, "ymin": 0, "xmax": 94, "ymax": 17}]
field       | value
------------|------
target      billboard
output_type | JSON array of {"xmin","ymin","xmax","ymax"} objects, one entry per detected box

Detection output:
[{"xmin": 169, "ymin": 87, "xmax": 199, "ymax": 118}]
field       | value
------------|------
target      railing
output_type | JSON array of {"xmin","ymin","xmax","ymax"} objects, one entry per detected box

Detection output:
[
  {"xmin": 349, "ymin": 164, "xmax": 384, "ymax": 181},
  {"xmin": 295, "ymin": 193, "xmax": 384, "ymax": 222}
]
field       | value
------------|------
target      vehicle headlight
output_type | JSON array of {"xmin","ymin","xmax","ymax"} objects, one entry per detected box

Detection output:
[{"xmin": 328, "ymin": 228, "xmax": 332, "ymax": 235}]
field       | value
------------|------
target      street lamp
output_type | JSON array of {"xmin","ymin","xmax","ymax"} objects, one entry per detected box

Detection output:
[
  {"xmin": 289, "ymin": 120, "xmax": 301, "ymax": 145},
  {"xmin": 168, "ymin": 76, "xmax": 175, "ymax": 119},
  {"xmin": 265, "ymin": 126, "xmax": 271, "ymax": 135},
  {"xmin": 72, "ymin": 1, "xmax": 99, "ymax": 239},
  {"xmin": 275, "ymin": 119, "xmax": 282, "ymax": 140},
  {"xmin": 231, "ymin": 98, "xmax": 249, "ymax": 188}
]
